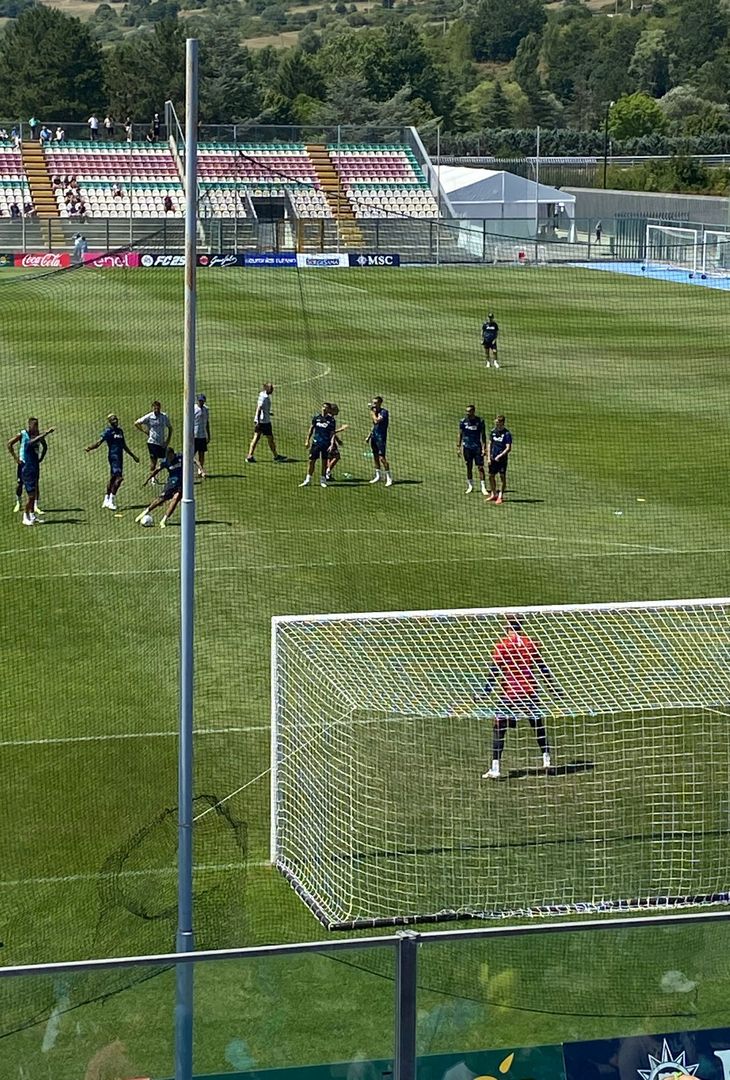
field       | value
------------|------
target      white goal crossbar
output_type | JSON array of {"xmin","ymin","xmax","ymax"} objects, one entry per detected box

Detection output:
[
  {"xmin": 271, "ymin": 598, "xmax": 730, "ymax": 929},
  {"xmin": 645, "ymin": 224, "xmax": 699, "ymax": 272}
]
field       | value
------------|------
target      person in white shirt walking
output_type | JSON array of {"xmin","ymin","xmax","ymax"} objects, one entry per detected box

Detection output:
[
  {"xmin": 193, "ymin": 393, "xmax": 211, "ymax": 478},
  {"xmin": 246, "ymin": 382, "xmax": 285, "ymax": 463},
  {"xmin": 135, "ymin": 400, "xmax": 172, "ymax": 481}
]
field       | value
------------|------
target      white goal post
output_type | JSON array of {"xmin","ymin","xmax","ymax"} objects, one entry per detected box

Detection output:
[
  {"xmin": 702, "ymin": 229, "xmax": 730, "ymax": 276},
  {"xmin": 271, "ymin": 598, "xmax": 730, "ymax": 930},
  {"xmin": 645, "ymin": 224, "xmax": 699, "ymax": 272}
]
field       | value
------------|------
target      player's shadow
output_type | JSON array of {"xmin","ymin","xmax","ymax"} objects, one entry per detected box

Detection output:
[
  {"xmin": 390, "ymin": 479, "xmax": 423, "ymax": 486},
  {"xmin": 42, "ymin": 507, "xmax": 84, "ymax": 514},
  {"xmin": 508, "ymin": 761, "xmax": 596, "ymax": 780},
  {"xmin": 504, "ymin": 497, "xmax": 544, "ymax": 504},
  {"xmin": 204, "ymin": 472, "xmax": 247, "ymax": 479},
  {"xmin": 196, "ymin": 519, "xmax": 233, "ymax": 527},
  {"xmin": 37, "ymin": 517, "xmax": 84, "ymax": 526}
]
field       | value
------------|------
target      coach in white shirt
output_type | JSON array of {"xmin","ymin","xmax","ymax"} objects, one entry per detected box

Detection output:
[
  {"xmin": 246, "ymin": 382, "xmax": 285, "ymax": 463},
  {"xmin": 135, "ymin": 400, "xmax": 172, "ymax": 479},
  {"xmin": 193, "ymin": 393, "xmax": 210, "ymax": 478}
]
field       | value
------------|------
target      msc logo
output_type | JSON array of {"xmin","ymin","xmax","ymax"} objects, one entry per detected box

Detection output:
[
  {"xmin": 349, "ymin": 253, "xmax": 400, "ymax": 267},
  {"xmin": 141, "ymin": 253, "xmax": 185, "ymax": 267}
]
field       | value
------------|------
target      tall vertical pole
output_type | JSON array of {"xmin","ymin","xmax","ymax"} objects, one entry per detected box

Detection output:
[
  {"xmin": 534, "ymin": 125, "xmax": 540, "ymax": 238},
  {"xmin": 435, "ymin": 124, "xmax": 440, "ymax": 267},
  {"xmin": 175, "ymin": 36, "xmax": 198, "ymax": 1080},
  {"xmin": 394, "ymin": 932, "xmax": 418, "ymax": 1080}
]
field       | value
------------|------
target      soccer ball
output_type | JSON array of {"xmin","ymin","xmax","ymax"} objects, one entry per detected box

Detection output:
[{"xmin": 140, "ymin": 513, "xmax": 154, "ymax": 528}]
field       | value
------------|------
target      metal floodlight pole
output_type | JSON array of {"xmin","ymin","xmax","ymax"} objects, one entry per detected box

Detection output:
[
  {"xmin": 175, "ymin": 36, "xmax": 198, "ymax": 1080},
  {"xmin": 603, "ymin": 100, "xmax": 614, "ymax": 189}
]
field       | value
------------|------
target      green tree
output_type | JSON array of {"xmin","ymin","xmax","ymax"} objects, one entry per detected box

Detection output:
[
  {"xmin": 608, "ymin": 91, "xmax": 668, "ymax": 139},
  {"xmin": 104, "ymin": 18, "xmax": 185, "ymax": 120},
  {"xmin": 0, "ymin": 5, "xmax": 104, "ymax": 119},
  {"xmin": 514, "ymin": 31, "xmax": 541, "ymax": 95},
  {"xmin": 199, "ymin": 32, "xmax": 261, "ymax": 122},
  {"xmin": 274, "ymin": 48, "xmax": 325, "ymax": 101},
  {"xmin": 540, "ymin": 17, "xmax": 599, "ymax": 103},
  {"xmin": 470, "ymin": 0, "xmax": 545, "ymax": 62},
  {"xmin": 671, "ymin": 0, "xmax": 728, "ymax": 76},
  {"xmin": 588, "ymin": 19, "xmax": 641, "ymax": 107},
  {"xmin": 629, "ymin": 28, "xmax": 672, "ymax": 98}
]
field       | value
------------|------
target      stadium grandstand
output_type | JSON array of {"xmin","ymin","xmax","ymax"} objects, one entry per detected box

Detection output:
[{"xmin": 0, "ymin": 135, "xmax": 439, "ymax": 230}]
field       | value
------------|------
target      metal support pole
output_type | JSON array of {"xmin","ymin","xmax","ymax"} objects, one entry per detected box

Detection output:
[
  {"xmin": 394, "ymin": 932, "xmax": 418, "ymax": 1080},
  {"xmin": 603, "ymin": 101, "xmax": 614, "ymax": 189},
  {"xmin": 175, "ymin": 35, "xmax": 198, "ymax": 1080}
]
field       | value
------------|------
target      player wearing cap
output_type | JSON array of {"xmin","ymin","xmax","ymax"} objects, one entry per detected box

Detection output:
[
  {"xmin": 481, "ymin": 313, "xmax": 499, "ymax": 368},
  {"xmin": 193, "ymin": 394, "xmax": 210, "ymax": 478},
  {"xmin": 85, "ymin": 414, "xmax": 139, "ymax": 510},
  {"xmin": 457, "ymin": 405, "xmax": 488, "ymax": 495}
]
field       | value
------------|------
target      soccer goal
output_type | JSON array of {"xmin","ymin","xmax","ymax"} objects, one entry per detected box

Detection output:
[
  {"xmin": 271, "ymin": 599, "xmax": 730, "ymax": 929},
  {"xmin": 645, "ymin": 224, "xmax": 699, "ymax": 272},
  {"xmin": 702, "ymin": 229, "xmax": 730, "ymax": 276}
]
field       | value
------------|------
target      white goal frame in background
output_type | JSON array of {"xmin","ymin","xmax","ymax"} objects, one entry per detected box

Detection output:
[
  {"xmin": 271, "ymin": 599, "xmax": 730, "ymax": 930},
  {"xmin": 702, "ymin": 229, "xmax": 730, "ymax": 276},
  {"xmin": 645, "ymin": 224, "xmax": 699, "ymax": 272}
]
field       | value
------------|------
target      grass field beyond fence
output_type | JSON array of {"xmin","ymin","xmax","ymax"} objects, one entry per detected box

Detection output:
[{"xmin": 0, "ymin": 264, "xmax": 728, "ymax": 1077}]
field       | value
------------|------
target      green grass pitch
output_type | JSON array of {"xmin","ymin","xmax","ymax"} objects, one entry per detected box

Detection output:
[{"xmin": 0, "ymin": 264, "xmax": 729, "ymax": 1077}]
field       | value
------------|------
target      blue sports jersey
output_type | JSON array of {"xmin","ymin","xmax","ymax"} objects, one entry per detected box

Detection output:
[
  {"xmin": 162, "ymin": 452, "xmax": 183, "ymax": 486},
  {"xmin": 311, "ymin": 413, "xmax": 336, "ymax": 448},
  {"xmin": 100, "ymin": 426, "xmax": 126, "ymax": 463},
  {"xmin": 371, "ymin": 407, "xmax": 389, "ymax": 439},
  {"xmin": 20, "ymin": 430, "xmax": 39, "ymax": 470},
  {"xmin": 490, "ymin": 427, "xmax": 512, "ymax": 456},
  {"xmin": 482, "ymin": 320, "xmax": 499, "ymax": 341},
  {"xmin": 460, "ymin": 416, "xmax": 485, "ymax": 449}
]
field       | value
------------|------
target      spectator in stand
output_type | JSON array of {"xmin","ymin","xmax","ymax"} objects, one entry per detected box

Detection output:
[
  {"xmin": 112, "ymin": 184, "xmax": 123, "ymax": 199},
  {"xmin": 88, "ymin": 114, "xmax": 99, "ymax": 141},
  {"xmin": 104, "ymin": 115, "xmax": 114, "ymax": 139},
  {"xmin": 163, "ymin": 194, "xmax": 174, "ymax": 213},
  {"xmin": 145, "ymin": 129, "xmax": 155, "ymax": 144},
  {"xmin": 10, "ymin": 126, "xmax": 20, "ymax": 148},
  {"xmin": 0, "ymin": 128, "xmax": 8, "ymax": 141},
  {"xmin": 23, "ymin": 201, "xmax": 35, "ymax": 217},
  {"xmin": 52, "ymin": 175, "xmax": 61, "ymax": 188},
  {"xmin": 39, "ymin": 125, "xmax": 52, "ymax": 145},
  {"xmin": 9, "ymin": 202, "xmax": 19, "ymax": 218},
  {"xmin": 28, "ymin": 116, "xmax": 38, "ymax": 140},
  {"xmin": 152, "ymin": 112, "xmax": 161, "ymax": 140},
  {"xmin": 78, "ymin": 200, "xmax": 87, "ymax": 217},
  {"xmin": 72, "ymin": 233, "xmax": 88, "ymax": 264},
  {"xmin": 124, "ymin": 117, "xmax": 133, "ymax": 143},
  {"xmin": 54, "ymin": 127, "xmax": 65, "ymax": 143}
]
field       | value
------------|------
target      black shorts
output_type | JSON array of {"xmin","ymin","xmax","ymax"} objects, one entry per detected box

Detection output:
[
  {"xmin": 488, "ymin": 457, "xmax": 508, "ymax": 476},
  {"xmin": 371, "ymin": 438, "xmax": 387, "ymax": 459},
  {"xmin": 161, "ymin": 483, "xmax": 180, "ymax": 503},
  {"xmin": 109, "ymin": 460, "xmax": 123, "ymax": 478},
  {"xmin": 21, "ymin": 466, "xmax": 38, "ymax": 495},
  {"xmin": 148, "ymin": 443, "xmax": 167, "ymax": 461},
  {"xmin": 309, "ymin": 443, "xmax": 330, "ymax": 462},
  {"xmin": 255, "ymin": 422, "xmax": 273, "ymax": 437},
  {"xmin": 483, "ymin": 337, "xmax": 497, "ymax": 351},
  {"xmin": 194, "ymin": 437, "xmax": 208, "ymax": 454},
  {"xmin": 463, "ymin": 447, "xmax": 484, "ymax": 467}
]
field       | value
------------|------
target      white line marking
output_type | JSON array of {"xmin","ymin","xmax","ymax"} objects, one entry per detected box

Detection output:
[
  {"xmin": 0, "ymin": 529, "xmax": 230, "ymax": 561},
  {"xmin": 0, "ymin": 861, "xmax": 269, "ymax": 889},
  {"xmin": 0, "ymin": 726, "xmax": 265, "ymax": 749}
]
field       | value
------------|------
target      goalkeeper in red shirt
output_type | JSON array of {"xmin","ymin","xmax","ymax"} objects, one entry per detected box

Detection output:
[{"xmin": 481, "ymin": 618, "xmax": 560, "ymax": 780}]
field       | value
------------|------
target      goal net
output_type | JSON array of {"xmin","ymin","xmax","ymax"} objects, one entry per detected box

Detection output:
[
  {"xmin": 702, "ymin": 229, "xmax": 730, "ymax": 276},
  {"xmin": 271, "ymin": 598, "xmax": 730, "ymax": 929},
  {"xmin": 645, "ymin": 224, "xmax": 699, "ymax": 272}
]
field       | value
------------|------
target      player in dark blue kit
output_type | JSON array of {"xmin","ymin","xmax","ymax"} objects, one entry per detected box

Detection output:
[
  {"xmin": 487, "ymin": 415, "xmax": 512, "ymax": 504},
  {"xmin": 367, "ymin": 396, "xmax": 392, "ymax": 487},
  {"xmin": 457, "ymin": 405, "xmax": 488, "ymax": 495},
  {"xmin": 301, "ymin": 403, "xmax": 337, "ymax": 488},
  {"xmin": 135, "ymin": 446, "xmax": 183, "ymax": 527},
  {"xmin": 7, "ymin": 417, "xmax": 54, "ymax": 526},
  {"xmin": 85, "ymin": 413, "xmax": 139, "ymax": 511},
  {"xmin": 481, "ymin": 313, "xmax": 499, "ymax": 368}
]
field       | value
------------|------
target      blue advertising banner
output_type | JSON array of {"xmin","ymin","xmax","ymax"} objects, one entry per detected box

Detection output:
[
  {"xmin": 348, "ymin": 253, "xmax": 401, "ymax": 267},
  {"xmin": 244, "ymin": 252, "xmax": 297, "ymax": 267},
  {"xmin": 197, "ymin": 253, "xmax": 246, "ymax": 267},
  {"xmin": 564, "ymin": 1025, "xmax": 730, "ymax": 1080}
]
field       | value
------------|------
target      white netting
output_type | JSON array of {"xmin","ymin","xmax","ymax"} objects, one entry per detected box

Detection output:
[
  {"xmin": 702, "ymin": 230, "xmax": 730, "ymax": 276},
  {"xmin": 271, "ymin": 599, "xmax": 730, "ymax": 928},
  {"xmin": 645, "ymin": 225, "xmax": 699, "ymax": 272}
]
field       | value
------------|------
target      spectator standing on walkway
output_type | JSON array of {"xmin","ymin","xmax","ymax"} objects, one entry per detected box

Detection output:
[{"xmin": 88, "ymin": 114, "xmax": 99, "ymax": 141}]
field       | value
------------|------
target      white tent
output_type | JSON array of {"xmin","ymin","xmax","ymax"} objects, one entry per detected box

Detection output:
[{"xmin": 438, "ymin": 165, "xmax": 575, "ymax": 240}]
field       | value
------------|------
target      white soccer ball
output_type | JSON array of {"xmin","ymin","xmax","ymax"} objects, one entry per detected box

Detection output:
[{"xmin": 140, "ymin": 513, "xmax": 154, "ymax": 528}]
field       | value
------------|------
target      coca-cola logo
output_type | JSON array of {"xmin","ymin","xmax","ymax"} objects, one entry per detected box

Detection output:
[{"xmin": 17, "ymin": 252, "xmax": 71, "ymax": 268}]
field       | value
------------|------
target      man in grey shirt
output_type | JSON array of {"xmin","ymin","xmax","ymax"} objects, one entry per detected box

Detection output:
[
  {"xmin": 135, "ymin": 400, "xmax": 172, "ymax": 481},
  {"xmin": 246, "ymin": 382, "xmax": 285, "ymax": 463}
]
